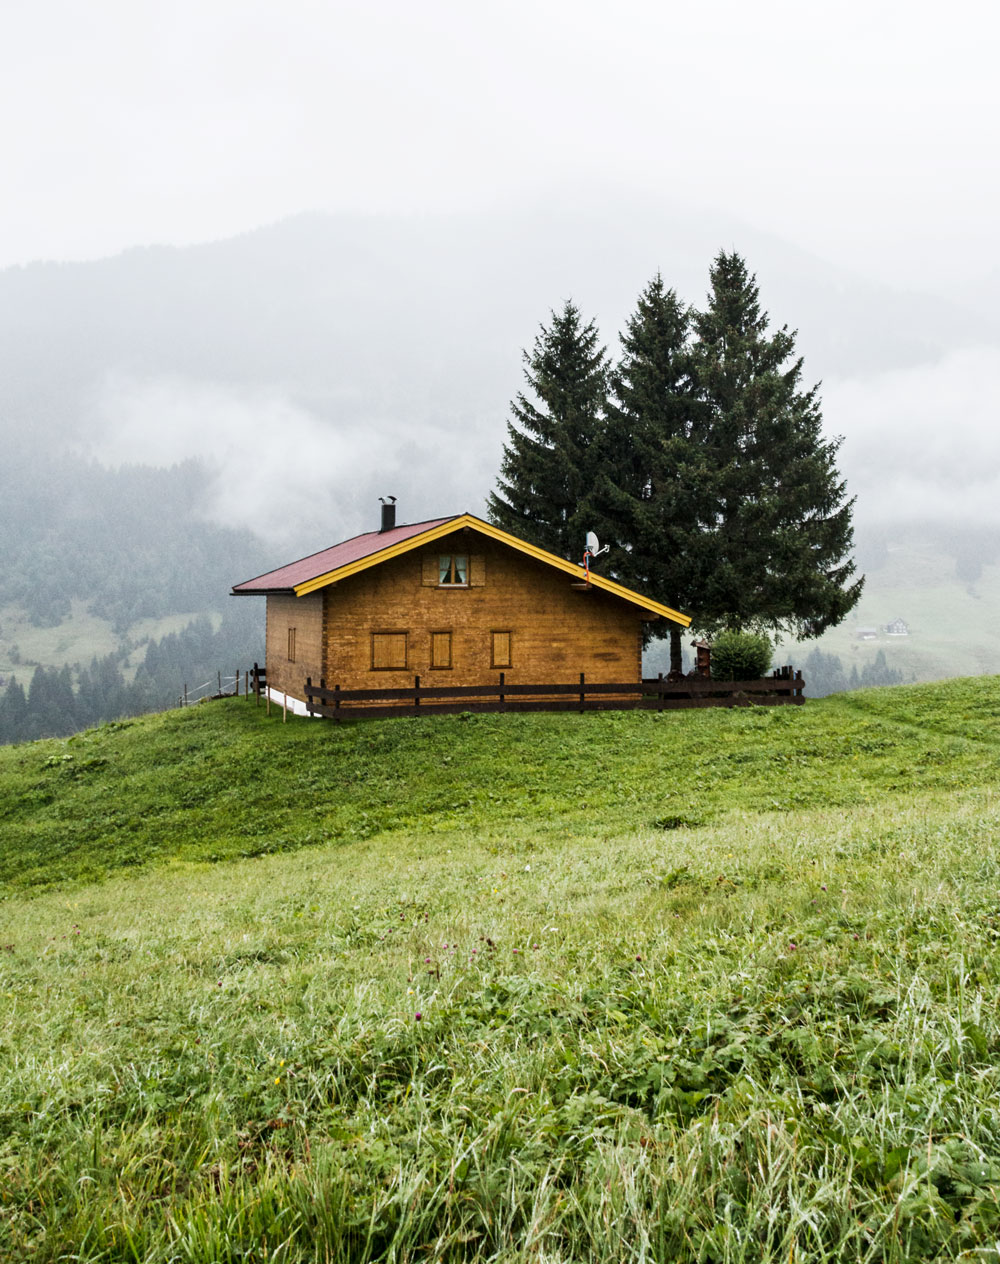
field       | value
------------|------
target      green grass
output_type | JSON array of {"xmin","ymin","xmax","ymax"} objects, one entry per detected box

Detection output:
[
  {"xmin": 4, "ymin": 685, "xmax": 1000, "ymax": 1260},
  {"xmin": 4, "ymin": 682, "xmax": 1000, "ymax": 895}
]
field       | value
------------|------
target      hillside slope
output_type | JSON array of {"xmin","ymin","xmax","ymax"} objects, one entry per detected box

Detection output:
[
  {"xmin": 4, "ymin": 686, "xmax": 1000, "ymax": 1262},
  {"xmin": 3, "ymin": 680, "xmax": 1000, "ymax": 894}
]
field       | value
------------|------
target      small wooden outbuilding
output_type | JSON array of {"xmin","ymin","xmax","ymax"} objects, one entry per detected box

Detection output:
[{"xmin": 232, "ymin": 505, "xmax": 691, "ymax": 709}]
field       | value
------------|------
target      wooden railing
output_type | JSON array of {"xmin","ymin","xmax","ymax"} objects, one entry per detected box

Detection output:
[{"xmin": 300, "ymin": 669, "xmax": 804, "ymax": 720}]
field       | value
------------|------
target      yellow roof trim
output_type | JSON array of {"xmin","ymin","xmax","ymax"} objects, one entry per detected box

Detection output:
[{"xmin": 293, "ymin": 513, "xmax": 692, "ymax": 627}]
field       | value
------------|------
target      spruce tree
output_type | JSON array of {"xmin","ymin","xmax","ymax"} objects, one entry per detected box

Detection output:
[
  {"xmin": 585, "ymin": 275, "xmax": 706, "ymax": 672},
  {"xmin": 692, "ymin": 251, "xmax": 862, "ymax": 637},
  {"xmin": 488, "ymin": 301, "xmax": 608, "ymax": 559}
]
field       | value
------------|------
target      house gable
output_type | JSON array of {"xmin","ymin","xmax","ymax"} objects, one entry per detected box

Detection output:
[
  {"xmin": 319, "ymin": 534, "xmax": 649, "ymax": 689},
  {"xmin": 288, "ymin": 513, "xmax": 691, "ymax": 628}
]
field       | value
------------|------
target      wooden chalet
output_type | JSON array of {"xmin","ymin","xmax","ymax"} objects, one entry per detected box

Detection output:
[{"xmin": 232, "ymin": 502, "xmax": 691, "ymax": 711}]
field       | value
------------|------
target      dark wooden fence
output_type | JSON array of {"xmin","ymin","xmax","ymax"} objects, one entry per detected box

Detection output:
[{"xmin": 300, "ymin": 668, "xmax": 804, "ymax": 721}]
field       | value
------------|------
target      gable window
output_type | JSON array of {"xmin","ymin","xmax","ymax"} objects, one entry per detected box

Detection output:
[
  {"xmin": 491, "ymin": 630, "xmax": 512, "ymax": 669},
  {"xmin": 430, "ymin": 630, "xmax": 452, "ymax": 669},
  {"xmin": 371, "ymin": 631, "xmax": 408, "ymax": 671},
  {"xmin": 287, "ymin": 627, "xmax": 297, "ymax": 662},
  {"xmin": 438, "ymin": 555, "xmax": 468, "ymax": 586}
]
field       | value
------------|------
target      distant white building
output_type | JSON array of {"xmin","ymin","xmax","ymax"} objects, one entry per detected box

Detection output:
[
  {"xmin": 856, "ymin": 626, "xmax": 878, "ymax": 641},
  {"xmin": 885, "ymin": 618, "xmax": 909, "ymax": 637}
]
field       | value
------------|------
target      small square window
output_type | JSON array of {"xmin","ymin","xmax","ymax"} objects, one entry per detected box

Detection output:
[
  {"xmin": 438, "ymin": 555, "xmax": 468, "ymax": 586},
  {"xmin": 371, "ymin": 631, "xmax": 407, "ymax": 670}
]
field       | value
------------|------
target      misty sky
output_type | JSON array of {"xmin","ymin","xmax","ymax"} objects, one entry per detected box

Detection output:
[
  {"xmin": 3, "ymin": 0, "xmax": 1000, "ymax": 558},
  {"xmin": 4, "ymin": 0, "xmax": 999, "ymax": 300}
]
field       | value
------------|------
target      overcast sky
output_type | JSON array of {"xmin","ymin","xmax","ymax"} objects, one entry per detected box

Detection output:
[{"xmin": 3, "ymin": 0, "xmax": 998, "ymax": 298}]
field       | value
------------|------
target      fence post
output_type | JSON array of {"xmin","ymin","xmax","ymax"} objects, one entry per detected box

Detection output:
[
  {"xmin": 795, "ymin": 669, "xmax": 804, "ymax": 702},
  {"xmin": 282, "ymin": 691, "xmax": 287, "ymax": 723},
  {"xmin": 414, "ymin": 674, "xmax": 421, "ymax": 710},
  {"xmin": 254, "ymin": 663, "xmax": 260, "ymax": 705},
  {"xmin": 306, "ymin": 677, "xmax": 313, "ymax": 717},
  {"xmin": 579, "ymin": 672, "xmax": 585, "ymax": 714},
  {"xmin": 183, "ymin": 683, "xmax": 188, "ymax": 707},
  {"xmin": 499, "ymin": 670, "xmax": 505, "ymax": 709}
]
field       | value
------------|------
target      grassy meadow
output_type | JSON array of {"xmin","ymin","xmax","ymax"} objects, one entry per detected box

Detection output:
[{"xmin": 4, "ymin": 685, "xmax": 1000, "ymax": 1261}]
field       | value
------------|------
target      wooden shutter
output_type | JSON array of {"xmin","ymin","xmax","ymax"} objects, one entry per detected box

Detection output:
[
  {"xmin": 469, "ymin": 554, "xmax": 486, "ymax": 586},
  {"xmin": 491, "ymin": 631, "xmax": 511, "ymax": 669},
  {"xmin": 422, "ymin": 554, "xmax": 439, "ymax": 586},
  {"xmin": 287, "ymin": 628, "xmax": 296, "ymax": 662},
  {"xmin": 430, "ymin": 631, "xmax": 452, "ymax": 669},
  {"xmin": 372, "ymin": 632, "xmax": 407, "ymax": 670}
]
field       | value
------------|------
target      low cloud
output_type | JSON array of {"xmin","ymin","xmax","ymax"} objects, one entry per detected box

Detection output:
[
  {"xmin": 88, "ymin": 374, "xmax": 505, "ymax": 550},
  {"xmin": 825, "ymin": 346, "xmax": 1000, "ymax": 527},
  {"xmin": 87, "ymin": 344, "xmax": 1000, "ymax": 555}
]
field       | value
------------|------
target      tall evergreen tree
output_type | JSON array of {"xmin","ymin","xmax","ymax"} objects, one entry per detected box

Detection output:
[
  {"xmin": 586, "ymin": 275, "xmax": 707, "ymax": 672},
  {"xmin": 488, "ymin": 301, "xmax": 608, "ymax": 559},
  {"xmin": 692, "ymin": 251, "xmax": 862, "ymax": 637}
]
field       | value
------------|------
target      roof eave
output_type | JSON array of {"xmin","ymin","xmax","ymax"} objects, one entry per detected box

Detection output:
[{"xmin": 231, "ymin": 587, "xmax": 295, "ymax": 597}]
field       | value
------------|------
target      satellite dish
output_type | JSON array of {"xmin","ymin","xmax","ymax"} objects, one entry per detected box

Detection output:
[
  {"xmin": 584, "ymin": 531, "xmax": 609, "ymax": 558},
  {"xmin": 578, "ymin": 530, "xmax": 609, "ymax": 584}
]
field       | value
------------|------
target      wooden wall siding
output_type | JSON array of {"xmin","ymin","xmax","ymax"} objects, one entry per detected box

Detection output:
[
  {"xmin": 265, "ymin": 592, "xmax": 324, "ymax": 697},
  {"xmin": 320, "ymin": 535, "xmax": 645, "ymax": 694}
]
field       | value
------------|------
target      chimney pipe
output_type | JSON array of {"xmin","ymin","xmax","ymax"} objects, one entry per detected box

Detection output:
[{"xmin": 379, "ymin": 496, "xmax": 397, "ymax": 532}]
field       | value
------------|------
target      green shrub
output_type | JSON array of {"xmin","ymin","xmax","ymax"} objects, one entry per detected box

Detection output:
[{"xmin": 710, "ymin": 629, "xmax": 773, "ymax": 680}]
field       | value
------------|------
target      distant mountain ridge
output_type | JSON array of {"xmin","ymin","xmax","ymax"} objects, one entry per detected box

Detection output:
[{"xmin": 0, "ymin": 201, "xmax": 987, "ymax": 446}]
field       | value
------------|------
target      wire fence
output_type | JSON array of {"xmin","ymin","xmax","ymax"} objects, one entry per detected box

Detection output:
[{"xmin": 178, "ymin": 670, "xmax": 248, "ymax": 707}]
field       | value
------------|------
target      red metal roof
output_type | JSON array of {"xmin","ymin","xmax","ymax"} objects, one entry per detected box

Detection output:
[{"xmin": 231, "ymin": 516, "xmax": 459, "ymax": 593}]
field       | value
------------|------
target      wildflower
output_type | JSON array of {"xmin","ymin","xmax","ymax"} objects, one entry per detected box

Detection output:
[
  {"xmin": 788, "ymin": 942, "xmax": 797, "ymax": 951},
  {"xmin": 636, "ymin": 955, "xmax": 643, "ymax": 962},
  {"xmin": 415, "ymin": 1012, "xmax": 422, "ymax": 1021},
  {"xmin": 274, "ymin": 1077, "xmax": 281, "ymax": 1085}
]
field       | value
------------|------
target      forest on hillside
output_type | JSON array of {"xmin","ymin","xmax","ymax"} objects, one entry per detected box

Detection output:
[
  {"xmin": 0, "ymin": 607, "xmax": 262, "ymax": 745},
  {"xmin": 0, "ymin": 452, "xmax": 268, "ymax": 630}
]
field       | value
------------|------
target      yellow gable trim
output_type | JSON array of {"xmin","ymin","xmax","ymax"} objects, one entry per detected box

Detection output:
[{"xmin": 293, "ymin": 513, "xmax": 692, "ymax": 627}]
